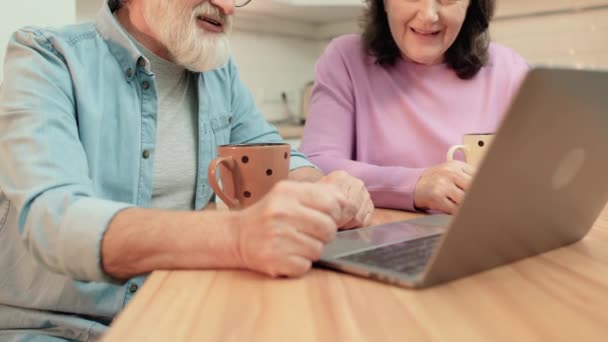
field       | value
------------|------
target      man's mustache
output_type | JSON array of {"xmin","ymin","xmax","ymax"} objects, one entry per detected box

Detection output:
[{"xmin": 194, "ymin": 3, "xmax": 229, "ymax": 26}]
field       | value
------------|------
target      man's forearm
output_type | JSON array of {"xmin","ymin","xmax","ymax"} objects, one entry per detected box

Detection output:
[
  {"xmin": 101, "ymin": 167, "xmax": 323, "ymax": 280},
  {"xmin": 101, "ymin": 208, "xmax": 243, "ymax": 280}
]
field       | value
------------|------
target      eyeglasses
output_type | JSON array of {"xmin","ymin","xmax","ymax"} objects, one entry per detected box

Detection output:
[{"xmin": 235, "ymin": 0, "xmax": 253, "ymax": 7}]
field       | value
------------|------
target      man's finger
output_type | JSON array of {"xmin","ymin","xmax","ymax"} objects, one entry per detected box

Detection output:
[
  {"xmin": 289, "ymin": 230, "xmax": 325, "ymax": 261},
  {"xmin": 289, "ymin": 205, "xmax": 338, "ymax": 243},
  {"xmin": 289, "ymin": 182, "xmax": 345, "ymax": 223},
  {"xmin": 276, "ymin": 255, "xmax": 312, "ymax": 278}
]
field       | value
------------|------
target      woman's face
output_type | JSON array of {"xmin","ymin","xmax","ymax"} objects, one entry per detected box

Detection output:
[{"xmin": 385, "ymin": 0, "xmax": 470, "ymax": 65}]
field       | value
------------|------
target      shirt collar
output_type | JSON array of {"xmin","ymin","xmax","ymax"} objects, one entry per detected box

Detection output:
[{"xmin": 95, "ymin": 0, "xmax": 148, "ymax": 82}]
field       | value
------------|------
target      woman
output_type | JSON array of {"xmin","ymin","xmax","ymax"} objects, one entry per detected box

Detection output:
[{"xmin": 300, "ymin": 0, "xmax": 528, "ymax": 214}]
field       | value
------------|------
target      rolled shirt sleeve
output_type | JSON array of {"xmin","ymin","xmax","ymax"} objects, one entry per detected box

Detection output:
[{"xmin": 0, "ymin": 28, "xmax": 132, "ymax": 283}]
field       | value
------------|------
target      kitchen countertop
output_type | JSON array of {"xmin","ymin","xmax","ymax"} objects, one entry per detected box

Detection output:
[{"xmin": 275, "ymin": 124, "xmax": 305, "ymax": 140}]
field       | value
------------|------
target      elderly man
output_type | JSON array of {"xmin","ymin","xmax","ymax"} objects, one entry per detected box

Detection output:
[{"xmin": 0, "ymin": 0, "xmax": 374, "ymax": 340}]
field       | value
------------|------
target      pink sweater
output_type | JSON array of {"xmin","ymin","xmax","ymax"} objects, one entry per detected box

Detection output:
[{"xmin": 300, "ymin": 34, "xmax": 529, "ymax": 211}]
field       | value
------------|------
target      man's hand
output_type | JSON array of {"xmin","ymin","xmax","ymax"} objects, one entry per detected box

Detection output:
[
  {"xmin": 234, "ymin": 181, "xmax": 346, "ymax": 278},
  {"xmin": 318, "ymin": 170, "xmax": 374, "ymax": 229},
  {"xmin": 413, "ymin": 160, "xmax": 475, "ymax": 214},
  {"xmin": 102, "ymin": 171, "xmax": 374, "ymax": 280}
]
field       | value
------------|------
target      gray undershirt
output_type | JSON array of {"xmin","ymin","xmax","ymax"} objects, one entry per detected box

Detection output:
[{"xmin": 125, "ymin": 30, "xmax": 198, "ymax": 210}]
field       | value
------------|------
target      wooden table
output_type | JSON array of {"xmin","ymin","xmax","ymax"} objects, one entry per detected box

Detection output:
[{"xmin": 103, "ymin": 207, "xmax": 608, "ymax": 341}]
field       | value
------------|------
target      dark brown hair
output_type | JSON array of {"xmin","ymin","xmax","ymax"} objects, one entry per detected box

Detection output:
[{"xmin": 361, "ymin": 0, "xmax": 495, "ymax": 79}]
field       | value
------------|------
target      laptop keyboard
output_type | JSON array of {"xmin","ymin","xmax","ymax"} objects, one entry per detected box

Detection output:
[{"xmin": 338, "ymin": 234, "xmax": 442, "ymax": 276}]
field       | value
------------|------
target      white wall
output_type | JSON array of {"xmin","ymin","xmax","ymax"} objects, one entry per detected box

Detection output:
[
  {"xmin": 0, "ymin": 0, "xmax": 76, "ymax": 82},
  {"xmin": 77, "ymin": 0, "xmax": 104, "ymax": 23},
  {"xmin": 492, "ymin": 7, "xmax": 608, "ymax": 69},
  {"xmin": 230, "ymin": 31, "xmax": 319, "ymax": 122}
]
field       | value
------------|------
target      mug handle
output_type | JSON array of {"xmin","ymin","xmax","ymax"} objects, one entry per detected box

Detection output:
[
  {"xmin": 208, "ymin": 156, "xmax": 240, "ymax": 209},
  {"xmin": 447, "ymin": 145, "xmax": 470, "ymax": 163}
]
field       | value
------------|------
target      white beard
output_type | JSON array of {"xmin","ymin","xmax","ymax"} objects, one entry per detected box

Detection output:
[{"xmin": 144, "ymin": 0, "xmax": 233, "ymax": 72}]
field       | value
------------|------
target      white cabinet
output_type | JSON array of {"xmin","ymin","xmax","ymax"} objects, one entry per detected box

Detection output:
[
  {"xmin": 235, "ymin": 0, "xmax": 363, "ymax": 39},
  {"xmin": 495, "ymin": 0, "xmax": 608, "ymax": 18},
  {"xmin": 273, "ymin": 0, "xmax": 363, "ymax": 5}
]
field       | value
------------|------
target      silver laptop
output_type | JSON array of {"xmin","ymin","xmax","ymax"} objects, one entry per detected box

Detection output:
[{"xmin": 317, "ymin": 67, "xmax": 608, "ymax": 288}]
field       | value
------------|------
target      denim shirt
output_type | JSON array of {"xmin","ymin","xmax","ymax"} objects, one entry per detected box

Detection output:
[{"xmin": 0, "ymin": 2, "xmax": 313, "ymax": 340}]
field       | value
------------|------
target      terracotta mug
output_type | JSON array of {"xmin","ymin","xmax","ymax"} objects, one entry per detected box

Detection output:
[
  {"xmin": 447, "ymin": 133, "xmax": 495, "ymax": 167},
  {"xmin": 208, "ymin": 143, "xmax": 290, "ymax": 209}
]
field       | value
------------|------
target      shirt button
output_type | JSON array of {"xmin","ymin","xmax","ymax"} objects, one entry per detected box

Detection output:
[
  {"xmin": 138, "ymin": 57, "xmax": 146, "ymax": 67},
  {"xmin": 142, "ymin": 81, "xmax": 150, "ymax": 90},
  {"xmin": 142, "ymin": 150, "xmax": 150, "ymax": 159},
  {"xmin": 126, "ymin": 68, "xmax": 133, "ymax": 78},
  {"xmin": 129, "ymin": 283, "xmax": 138, "ymax": 293}
]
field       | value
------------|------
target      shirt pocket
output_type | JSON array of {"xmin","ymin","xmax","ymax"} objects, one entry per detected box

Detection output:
[{"xmin": 209, "ymin": 112, "xmax": 232, "ymax": 146}]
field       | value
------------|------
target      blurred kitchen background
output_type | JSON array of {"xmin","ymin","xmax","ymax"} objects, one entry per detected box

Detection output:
[{"xmin": 1, "ymin": 0, "xmax": 607, "ymax": 146}]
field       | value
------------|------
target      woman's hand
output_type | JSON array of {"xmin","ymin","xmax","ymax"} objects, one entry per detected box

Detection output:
[{"xmin": 413, "ymin": 160, "xmax": 475, "ymax": 214}]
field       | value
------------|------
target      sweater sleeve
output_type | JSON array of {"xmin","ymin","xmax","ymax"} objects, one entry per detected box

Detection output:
[
  {"xmin": 300, "ymin": 38, "xmax": 425, "ymax": 211},
  {"xmin": 506, "ymin": 47, "xmax": 531, "ymax": 99}
]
